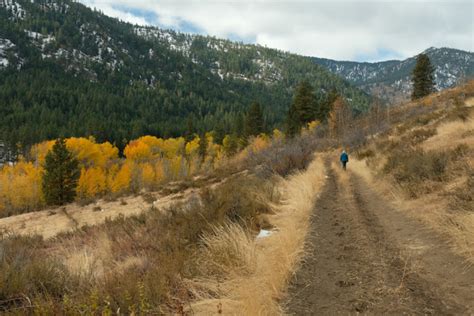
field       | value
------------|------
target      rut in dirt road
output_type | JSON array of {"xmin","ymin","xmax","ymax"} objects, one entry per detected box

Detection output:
[{"xmin": 285, "ymin": 160, "xmax": 473, "ymax": 315}]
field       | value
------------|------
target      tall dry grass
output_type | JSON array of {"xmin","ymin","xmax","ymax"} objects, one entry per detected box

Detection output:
[{"xmin": 189, "ymin": 156, "xmax": 326, "ymax": 315}]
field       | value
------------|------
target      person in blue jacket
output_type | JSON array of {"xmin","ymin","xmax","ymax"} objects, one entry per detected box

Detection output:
[{"xmin": 340, "ymin": 150, "xmax": 349, "ymax": 170}]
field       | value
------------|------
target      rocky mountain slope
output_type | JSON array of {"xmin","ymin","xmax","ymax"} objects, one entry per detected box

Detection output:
[
  {"xmin": 0, "ymin": 0, "xmax": 369, "ymax": 149},
  {"xmin": 313, "ymin": 47, "xmax": 474, "ymax": 103}
]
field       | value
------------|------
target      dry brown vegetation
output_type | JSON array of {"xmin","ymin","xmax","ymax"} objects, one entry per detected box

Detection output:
[
  {"xmin": 0, "ymin": 173, "xmax": 273, "ymax": 313},
  {"xmin": 0, "ymin": 125, "xmax": 328, "ymax": 314},
  {"xmin": 352, "ymin": 81, "xmax": 474, "ymax": 264},
  {"xmin": 189, "ymin": 157, "xmax": 326, "ymax": 315}
]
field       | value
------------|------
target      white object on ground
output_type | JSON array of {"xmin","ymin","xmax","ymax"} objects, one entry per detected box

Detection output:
[{"xmin": 256, "ymin": 229, "xmax": 273, "ymax": 239}]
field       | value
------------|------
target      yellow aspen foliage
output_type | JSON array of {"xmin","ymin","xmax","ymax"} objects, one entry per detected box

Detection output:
[
  {"xmin": 272, "ymin": 128, "xmax": 284, "ymax": 141},
  {"xmin": 154, "ymin": 160, "xmax": 165, "ymax": 184},
  {"xmin": 128, "ymin": 136, "xmax": 165, "ymax": 158},
  {"xmin": 185, "ymin": 137, "xmax": 200, "ymax": 158},
  {"xmin": 77, "ymin": 167, "xmax": 107, "ymax": 198},
  {"xmin": 0, "ymin": 162, "xmax": 43, "ymax": 212},
  {"xmin": 187, "ymin": 157, "xmax": 201, "ymax": 176},
  {"xmin": 250, "ymin": 134, "xmax": 270, "ymax": 152},
  {"xmin": 162, "ymin": 137, "xmax": 185, "ymax": 159},
  {"xmin": 109, "ymin": 162, "xmax": 132, "ymax": 194},
  {"xmin": 306, "ymin": 120, "xmax": 320, "ymax": 131},
  {"xmin": 97, "ymin": 142, "xmax": 119, "ymax": 166},
  {"xmin": 136, "ymin": 135, "xmax": 164, "ymax": 153},
  {"xmin": 124, "ymin": 140, "xmax": 153, "ymax": 161},
  {"xmin": 169, "ymin": 156, "xmax": 186, "ymax": 179},
  {"xmin": 29, "ymin": 138, "xmax": 118, "ymax": 169},
  {"xmin": 139, "ymin": 163, "xmax": 155, "ymax": 189},
  {"xmin": 213, "ymin": 149, "xmax": 226, "ymax": 169},
  {"xmin": 29, "ymin": 140, "xmax": 55, "ymax": 165}
]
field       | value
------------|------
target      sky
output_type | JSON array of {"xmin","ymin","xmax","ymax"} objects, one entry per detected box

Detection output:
[{"xmin": 79, "ymin": 0, "xmax": 473, "ymax": 62}]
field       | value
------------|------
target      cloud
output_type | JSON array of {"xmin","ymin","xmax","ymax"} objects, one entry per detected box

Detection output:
[{"xmin": 78, "ymin": 0, "xmax": 473, "ymax": 62}]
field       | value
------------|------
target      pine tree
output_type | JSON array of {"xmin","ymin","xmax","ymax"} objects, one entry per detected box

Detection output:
[
  {"xmin": 285, "ymin": 81, "xmax": 317, "ymax": 137},
  {"xmin": 293, "ymin": 80, "xmax": 316, "ymax": 124},
  {"xmin": 285, "ymin": 102, "xmax": 301, "ymax": 138},
  {"xmin": 411, "ymin": 53, "xmax": 435, "ymax": 100},
  {"xmin": 213, "ymin": 122, "xmax": 226, "ymax": 145},
  {"xmin": 198, "ymin": 133, "xmax": 208, "ymax": 161},
  {"xmin": 244, "ymin": 101, "xmax": 264, "ymax": 138},
  {"xmin": 42, "ymin": 138, "xmax": 80, "ymax": 206},
  {"xmin": 232, "ymin": 113, "xmax": 245, "ymax": 137},
  {"xmin": 184, "ymin": 117, "xmax": 195, "ymax": 142}
]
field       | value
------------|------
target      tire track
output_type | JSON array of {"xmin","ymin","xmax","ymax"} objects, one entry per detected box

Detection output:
[{"xmin": 285, "ymin": 159, "xmax": 471, "ymax": 314}]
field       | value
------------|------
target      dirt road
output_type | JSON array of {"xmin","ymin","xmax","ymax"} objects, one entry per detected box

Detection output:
[{"xmin": 285, "ymin": 160, "xmax": 474, "ymax": 314}]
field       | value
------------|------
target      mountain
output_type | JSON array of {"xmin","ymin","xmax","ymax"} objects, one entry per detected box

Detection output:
[
  {"xmin": 313, "ymin": 47, "xmax": 474, "ymax": 103},
  {"xmin": 0, "ymin": 0, "xmax": 370, "ymax": 149}
]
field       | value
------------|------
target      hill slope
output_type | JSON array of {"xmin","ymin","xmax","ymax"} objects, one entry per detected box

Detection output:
[
  {"xmin": 313, "ymin": 47, "xmax": 474, "ymax": 103},
  {"xmin": 0, "ymin": 0, "xmax": 370, "ymax": 149}
]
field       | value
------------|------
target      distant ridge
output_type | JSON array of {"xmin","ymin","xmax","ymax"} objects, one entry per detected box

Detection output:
[{"xmin": 313, "ymin": 47, "xmax": 474, "ymax": 103}]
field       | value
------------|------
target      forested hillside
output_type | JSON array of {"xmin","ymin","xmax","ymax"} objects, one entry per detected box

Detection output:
[{"xmin": 0, "ymin": 0, "xmax": 370, "ymax": 150}]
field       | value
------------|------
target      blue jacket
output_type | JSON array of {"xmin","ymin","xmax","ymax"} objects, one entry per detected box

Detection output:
[{"xmin": 340, "ymin": 152, "xmax": 349, "ymax": 162}]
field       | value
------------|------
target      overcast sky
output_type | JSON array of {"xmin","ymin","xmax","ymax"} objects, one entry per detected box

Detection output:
[{"xmin": 79, "ymin": 0, "xmax": 473, "ymax": 62}]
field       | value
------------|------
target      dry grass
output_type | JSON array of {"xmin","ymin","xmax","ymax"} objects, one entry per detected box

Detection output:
[
  {"xmin": 0, "ymin": 185, "xmax": 203, "ymax": 239},
  {"xmin": 188, "ymin": 156, "xmax": 326, "ymax": 315},
  {"xmin": 350, "ymin": 86, "xmax": 474, "ymax": 263},
  {"xmin": 422, "ymin": 113, "xmax": 474, "ymax": 151},
  {"xmin": 352, "ymin": 158, "xmax": 474, "ymax": 264}
]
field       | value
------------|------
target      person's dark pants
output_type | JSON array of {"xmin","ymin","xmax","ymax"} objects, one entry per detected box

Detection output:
[{"xmin": 342, "ymin": 161, "xmax": 347, "ymax": 170}]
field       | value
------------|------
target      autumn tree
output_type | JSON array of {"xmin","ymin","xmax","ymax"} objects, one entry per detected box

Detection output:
[
  {"xmin": 42, "ymin": 139, "xmax": 80, "ymax": 206},
  {"xmin": 222, "ymin": 134, "xmax": 239, "ymax": 156},
  {"xmin": 411, "ymin": 53, "xmax": 435, "ymax": 100},
  {"xmin": 368, "ymin": 100, "xmax": 386, "ymax": 135},
  {"xmin": 328, "ymin": 97, "xmax": 352, "ymax": 138}
]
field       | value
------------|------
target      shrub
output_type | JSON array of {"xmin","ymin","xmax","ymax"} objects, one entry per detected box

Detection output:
[
  {"xmin": 384, "ymin": 148, "xmax": 450, "ymax": 197},
  {"xmin": 356, "ymin": 148, "xmax": 375, "ymax": 160},
  {"xmin": 450, "ymin": 172, "xmax": 474, "ymax": 211},
  {"xmin": 402, "ymin": 128, "xmax": 437, "ymax": 146},
  {"xmin": 447, "ymin": 97, "xmax": 470, "ymax": 122},
  {"xmin": 0, "ymin": 235, "xmax": 74, "ymax": 313}
]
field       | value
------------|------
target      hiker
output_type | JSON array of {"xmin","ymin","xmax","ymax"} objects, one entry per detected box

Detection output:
[{"xmin": 340, "ymin": 150, "xmax": 349, "ymax": 170}]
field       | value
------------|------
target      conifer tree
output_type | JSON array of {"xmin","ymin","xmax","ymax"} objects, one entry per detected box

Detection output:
[
  {"xmin": 213, "ymin": 122, "xmax": 226, "ymax": 145},
  {"xmin": 411, "ymin": 53, "xmax": 435, "ymax": 100},
  {"xmin": 198, "ymin": 133, "xmax": 208, "ymax": 161},
  {"xmin": 42, "ymin": 138, "xmax": 80, "ymax": 206},
  {"xmin": 232, "ymin": 113, "xmax": 245, "ymax": 138},
  {"xmin": 293, "ymin": 80, "xmax": 316, "ymax": 124},
  {"xmin": 244, "ymin": 101, "xmax": 264, "ymax": 138},
  {"xmin": 285, "ymin": 81, "xmax": 317, "ymax": 137},
  {"xmin": 184, "ymin": 117, "xmax": 195, "ymax": 142},
  {"xmin": 285, "ymin": 102, "xmax": 301, "ymax": 138}
]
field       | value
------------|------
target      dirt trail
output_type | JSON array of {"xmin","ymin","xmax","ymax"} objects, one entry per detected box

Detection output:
[{"xmin": 285, "ymin": 159, "xmax": 474, "ymax": 315}]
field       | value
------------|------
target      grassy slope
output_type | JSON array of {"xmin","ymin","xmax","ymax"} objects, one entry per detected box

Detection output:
[{"xmin": 353, "ymin": 82, "xmax": 474, "ymax": 263}]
